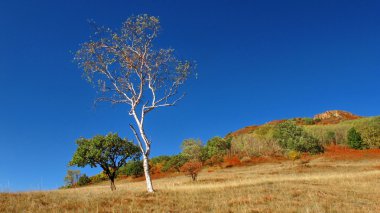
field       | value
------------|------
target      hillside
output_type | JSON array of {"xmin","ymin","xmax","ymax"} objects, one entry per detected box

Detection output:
[
  {"xmin": 1, "ymin": 110, "xmax": 380, "ymax": 212},
  {"xmin": 1, "ymin": 150, "xmax": 380, "ymax": 212},
  {"xmin": 227, "ymin": 110, "xmax": 374, "ymax": 138}
]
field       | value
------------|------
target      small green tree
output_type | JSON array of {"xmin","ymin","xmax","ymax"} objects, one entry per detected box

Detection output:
[
  {"xmin": 69, "ymin": 133, "xmax": 140, "ymax": 190},
  {"xmin": 347, "ymin": 127, "xmax": 368, "ymax": 150}
]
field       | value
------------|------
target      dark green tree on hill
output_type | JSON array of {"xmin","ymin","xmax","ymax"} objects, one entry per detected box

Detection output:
[
  {"xmin": 273, "ymin": 121, "xmax": 324, "ymax": 154},
  {"xmin": 78, "ymin": 174, "xmax": 91, "ymax": 186},
  {"xmin": 69, "ymin": 133, "xmax": 140, "ymax": 190},
  {"xmin": 205, "ymin": 137, "xmax": 231, "ymax": 158},
  {"xmin": 347, "ymin": 127, "xmax": 368, "ymax": 150}
]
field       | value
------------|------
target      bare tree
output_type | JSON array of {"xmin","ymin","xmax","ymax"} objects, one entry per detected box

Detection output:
[{"xmin": 74, "ymin": 14, "xmax": 195, "ymax": 192}]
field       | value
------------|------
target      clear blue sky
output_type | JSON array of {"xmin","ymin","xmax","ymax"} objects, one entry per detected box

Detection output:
[{"xmin": 0, "ymin": 0, "xmax": 379, "ymax": 191}]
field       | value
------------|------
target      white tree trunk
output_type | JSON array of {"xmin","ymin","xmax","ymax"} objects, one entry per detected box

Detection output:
[{"xmin": 142, "ymin": 154, "xmax": 154, "ymax": 193}]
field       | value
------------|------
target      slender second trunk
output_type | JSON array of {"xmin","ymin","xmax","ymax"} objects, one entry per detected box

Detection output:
[{"xmin": 142, "ymin": 154, "xmax": 154, "ymax": 193}]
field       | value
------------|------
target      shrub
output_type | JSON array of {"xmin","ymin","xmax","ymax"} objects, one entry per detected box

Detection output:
[
  {"xmin": 254, "ymin": 124, "xmax": 275, "ymax": 137},
  {"xmin": 78, "ymin": 174, "xmax": 91, "ymax": 186},
  {"xmin": 359, "ymin": 125, "xmax": 380, "ymax": 148},
  {"xmin": 121, "ymin": 161, "xmax": 144, "ymax": 177},
  {"xmin": 273, "ymin": 121, "xmax": 324, "ymax": 154},
  {"xmin": 180, "ymin": 161, "xmax": 203, "ymax": 181},
  {"xmin": 347, "ymin": 127, "xmax": 368, "ymax": 150},
  {"xmin": 162, "ymin": 154, "xmax": 187, "ymax": 172},
  {"xmin": 205, "ymin": 137, "xmax": 231, "ymax": 159}
]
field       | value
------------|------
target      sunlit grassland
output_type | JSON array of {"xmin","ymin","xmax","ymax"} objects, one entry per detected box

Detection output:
[{"xmin": 1, "ymin": 155, "xmax": 380, "ymax": 213}]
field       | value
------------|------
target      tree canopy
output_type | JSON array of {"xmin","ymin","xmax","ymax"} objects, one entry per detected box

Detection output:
[{"xmin": 69, "ymin": 133, "xmax": 140, "ymax": 190}]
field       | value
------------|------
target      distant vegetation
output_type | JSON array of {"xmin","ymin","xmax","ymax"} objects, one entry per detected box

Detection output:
[{"xmin": 64, "ymin": 112, "xmax": 380, "ymax": 189}]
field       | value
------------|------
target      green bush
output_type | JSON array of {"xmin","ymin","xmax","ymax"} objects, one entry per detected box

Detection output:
[
  {"xmin": 162, "ymin": 154, "xmax": 187, "ymax": 172},
  {"xmin": 78, "ymin": 174, "xmax": 91, "ymax": 186},
  {"xmin": 347, "ymin": 127, "xmax": 368, "ymax": 150},
  {"xmin": 273, "ymin": 121, "xmax": 324, "ymax": 154},
  {"xmin": 205, "ymin": 137, "xmax": 231, "ymax": 159},
  {"xmin": 120, "ymin": 161, "xmax": 144, "ymax": 177}
]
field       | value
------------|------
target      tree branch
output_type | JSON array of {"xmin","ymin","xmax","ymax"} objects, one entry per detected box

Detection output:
[{"xmin": 129, "ymin": 124, "xmax": 145, "ymax": 154}]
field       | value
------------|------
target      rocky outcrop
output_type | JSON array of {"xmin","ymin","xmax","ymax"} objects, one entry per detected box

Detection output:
[{"xmin": 313, "ymin": 110, "xmax": 361, "ymax": 121}]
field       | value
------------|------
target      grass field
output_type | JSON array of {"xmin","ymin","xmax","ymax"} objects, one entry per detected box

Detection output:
[{"xmin": 1, "ymin": 148, "xmax": 380, "ymax": 213}]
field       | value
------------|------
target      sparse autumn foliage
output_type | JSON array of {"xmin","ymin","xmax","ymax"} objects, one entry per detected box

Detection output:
[
  {"xmin": 359, "ymin": 125, "xmax": 380, "ymax": 148},
  {"xmin": 181, "ymin": 139, "xmax": 204, "ymax": 161},
  {"xmin": 180, "ymin": 161, "xmax": 202, "ymax": 181},
  {"xmin": 230, "ymin": 134, "xmax": 282, "ymax": 157},
  {"xmin": 64, "ymin": 170, "xmax": 80, "ymax": 187}
]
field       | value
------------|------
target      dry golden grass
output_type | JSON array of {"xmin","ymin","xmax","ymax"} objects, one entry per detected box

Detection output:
[{"xmin": 1, "ymin": 157, "xmax": 380, "ymax": 213}]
